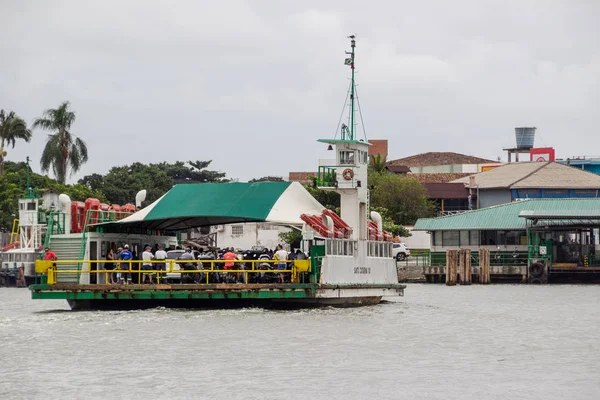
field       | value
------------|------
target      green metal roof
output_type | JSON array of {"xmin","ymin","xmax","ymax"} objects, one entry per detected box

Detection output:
[
  {"xmin": 413, "ymin": 198, "xmax": 600, "ymax": 231},
  {"xmin": 519, "ymin": 210, "xmax": 600, "ymax": 220}
]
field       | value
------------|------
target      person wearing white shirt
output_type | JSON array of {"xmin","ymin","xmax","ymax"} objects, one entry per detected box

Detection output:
[
  {"xmin": 274, "ymin": 244, "xmax": 288, "ymax": 283},
  {"xmin": 154, "ymin": 245, "xmax": 168, "ymax": 282},
  {"xmin": 142, "ymin": 246, "xmax": 154, "ymax": 284}
]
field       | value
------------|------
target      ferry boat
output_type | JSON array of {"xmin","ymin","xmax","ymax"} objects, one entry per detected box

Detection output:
[{"xmin": 29, "ymin": 36, "xmax": 406, "ymax": 309}]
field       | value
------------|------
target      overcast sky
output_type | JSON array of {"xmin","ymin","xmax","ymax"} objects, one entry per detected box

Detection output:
[{"xmin": 1, "ymin": 0, "xmax": 599, "ymax": 183}]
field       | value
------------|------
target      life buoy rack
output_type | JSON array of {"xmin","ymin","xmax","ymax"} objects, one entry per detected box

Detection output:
[
  {"xmin": 300, "ymin": 214, "xmax": 344, "ymax": 238},
  {"xmin": 322, "ymin": 209, "xmax": 352, "ymax": 238},
  {"xmin": 342, "ymin": 168, "xmax": 354, "ymax": 180},
  {"xmin": 2, "ymin": 242, "xmax": 20, "ymax": 252},
  {"xmin": 367, "ymin": 220, "xmax": 394, "ymax": 242}
]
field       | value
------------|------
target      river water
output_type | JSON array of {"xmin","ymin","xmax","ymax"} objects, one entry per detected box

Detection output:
[{"xmin": 0, "ymin": 285, "xmax": 599, "ymax": 400}]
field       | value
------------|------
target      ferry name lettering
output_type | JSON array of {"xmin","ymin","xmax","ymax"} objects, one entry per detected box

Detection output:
[{"xmin": 353, "ymin": 267, "xmax": 371, "ymax": 274}]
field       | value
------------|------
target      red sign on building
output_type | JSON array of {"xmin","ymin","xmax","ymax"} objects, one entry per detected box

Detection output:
[{"xmin": 530, "ymin": 147, "xmax": 555, "ymax": 162}]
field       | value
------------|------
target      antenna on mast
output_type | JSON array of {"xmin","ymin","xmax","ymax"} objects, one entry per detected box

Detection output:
[
  {"xmin": 334, "ymin": 34, "xmax": 367, "ymax": 142},
  {"xmin": 25, "ymin": 156, "xmax": 35, "ymax": 199},
  {"xmin": 343, "ymin": 35, "xmax": 357, "ymax": 141}
]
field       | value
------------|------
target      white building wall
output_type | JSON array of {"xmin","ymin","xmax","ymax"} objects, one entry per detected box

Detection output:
[
  {"xmin": 400, "ymin": 227, "xmax": 430, "ymax": 249},
  {"xmin": 215, "ymin": 223, "xmax": 292, "ymax": 251}
]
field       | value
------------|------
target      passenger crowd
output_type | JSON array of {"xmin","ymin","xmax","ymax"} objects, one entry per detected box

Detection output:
[{"xmin": 101, "ymin": 243, "xmax": 306, "ymax": 285}]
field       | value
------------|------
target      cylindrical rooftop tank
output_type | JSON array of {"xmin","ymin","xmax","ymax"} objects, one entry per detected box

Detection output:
[{"xmin": 515, "ymin": 127, "xmax": 536, "ymax": 149}]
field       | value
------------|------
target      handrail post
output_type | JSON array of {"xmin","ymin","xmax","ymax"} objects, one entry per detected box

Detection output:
[
  {"xmin": 47, "ymin": 265, "xmax": 56, "ymax": 285},
  {"xmin": 128, "ymin": 260, "xmax": 133, "ymax": 284},
  {"xmin": 206, "ymin": 261, "xmax": 210, "ymax": 284}
]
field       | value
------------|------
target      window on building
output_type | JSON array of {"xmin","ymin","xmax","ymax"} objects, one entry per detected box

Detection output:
[
  {"xmin": 506, "ymin": 230, "xmax": 526, "ymax": 245},
  {"xmin": 497, "ymin": 231, "xmax": 507, "ymax": 246},
  {"xmin": 433, "ymin": 232, "xmax": 442, "ymax": 246},
  {"xmin": 517, "ymin": 189, "xmax": 541, "ymax": 197},
  {"xmin": 27, "ymin": 201, "xmax": 36, "ymax": 210},
  {"xmin": 231, "ymin": 225, "xmax": 244, "ymax": 235},
  {"xmin": 545, "ymin": 189, "xmax": 569, "ymax": 196},
  {"xmin": 574, "ymin": 190, "xmax": 597, "ymax": 197},
  {"xmin": 442, "ymin": 231, "xmax": 459, "ymax": 246},
  {"xmin": 460, "ymin": 231, "xmax": 469, "ymax": 246},
  {"xmin": 361, "ymin": 151, "xmax": 368, "ymax": 164},
  {"xmin": 481, "ymin": 230, "xmax": 497, "ymax": 245},
  {"xmin": 469, "ymin": 230, "xmax": 480, "ymax": 245},
  {"xmin": 339, "ymin": 151, "xmax": 355, "ymax": 165}
]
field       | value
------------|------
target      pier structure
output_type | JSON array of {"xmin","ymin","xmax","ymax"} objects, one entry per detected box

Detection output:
[{"xmin": 415, "ymin": 198, "xmax": 600, "ymax": 284}]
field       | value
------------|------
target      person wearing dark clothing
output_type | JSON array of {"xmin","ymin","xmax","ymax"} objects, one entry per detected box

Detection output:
[
  {"xmin": 105, "ymin": 247, "xmax": 116, "ymax": 284},
  {"xmin": 119, "ymin": 244, "xmax": 133, "ymax": 284}
]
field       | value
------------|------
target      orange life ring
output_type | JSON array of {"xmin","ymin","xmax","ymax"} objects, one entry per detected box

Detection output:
[{"xmin": 342, "ymin": 168, "xmax": 354, "ymax": 180}]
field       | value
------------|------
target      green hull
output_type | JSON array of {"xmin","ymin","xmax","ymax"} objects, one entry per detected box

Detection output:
[{"xmin": 30, "ymin": 283, "xmax": 405, "ymax": 310}]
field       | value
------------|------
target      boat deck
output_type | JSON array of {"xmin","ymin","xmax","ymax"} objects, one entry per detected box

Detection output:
[{"xmin": 30, "ymin": 282, "xmax": 406, "ymax": 307}]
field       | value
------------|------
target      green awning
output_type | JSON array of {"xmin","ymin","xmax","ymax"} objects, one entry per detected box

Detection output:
[{"xmin": 104, "ymin": 181, "xmax": 324, "ymax": 231}]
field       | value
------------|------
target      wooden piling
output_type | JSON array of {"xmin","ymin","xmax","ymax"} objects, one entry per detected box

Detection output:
[
  {"xmin": 458, "ymin": 249, "xmax": 465, "ymax": 284},
  {"xmin": 446, "ymin": 249, "xmax": 458, "ymax": 286},
  {"xmin": 479, "ymin": 248, "xmax": 491, "ymax": 284},
  {"xmin": 459, "ymin": 249, "xmax": 472, "ymax": 285}
]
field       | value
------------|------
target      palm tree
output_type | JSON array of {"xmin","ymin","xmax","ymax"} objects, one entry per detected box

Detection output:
[
  {"xmin": 0, "ymin": 110, "xmax": 33, "ymax": 176},
  {"xmin": 33, "ymin": 101, "xmax": 88, "ymax": 184},
  {"xmin": 369, "ymin": 153, "xmax": 388, "ymax": 174}
]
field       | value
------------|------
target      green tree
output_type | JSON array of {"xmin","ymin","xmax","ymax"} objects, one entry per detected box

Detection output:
[
  {"xmin": 371, "ymin": 206, "xmax": 411, "ymax": 237},
  {"xmin": 0, "ymin": 161, "xmax": 105, "ymax": 229},
  {"xmin": 278, "ymin": 229, "xmax": 303, "ymax": 249},
  {"xmin": 77, "ymin": 173, "xmax": 104, "ymax": 192},
  {"xmin": 369, "ymin": 172, "xmax": 435, "ymax": 225},
  {"xmin": 304, "ymin": 176, "xmax": 341, "ymax": 210},
  {"xmin": 0, "ymin": 110, "xmax": 32, "ymax": 176},
  {"xmin": 369, "ymin": 153, "xmax": 387, "ymax": 174},
  {"xmin": 33, "ymin": 101, "xmax": 88, "ymax": 184},
  {"xmin": 163, "ymin": 160, "xmax": 227, "ymax": 184},
  {"xmin": 79, "ymin": 160, "xmax": 227, "ymax": 206},
  {"xmin": 95, "ymin": 163, "xmax": 172, "ymax": 206},
  {"xmin": 250, "ymin": 176, "xmax": 284, "ymax": 182}
]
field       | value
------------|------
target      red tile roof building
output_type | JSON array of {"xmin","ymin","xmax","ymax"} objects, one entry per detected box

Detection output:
[
  {"xmin": 288, "ymin": 172, "xmax": 315, "ymax": 185},
  {"xmin": 388, "ymin": 152, "xmax": 496, "ymax": 167}
]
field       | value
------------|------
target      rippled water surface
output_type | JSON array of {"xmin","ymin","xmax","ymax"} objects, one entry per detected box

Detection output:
[{"xmin": 1, "ymin": 285, "xmax": 599, "ymax": 399}]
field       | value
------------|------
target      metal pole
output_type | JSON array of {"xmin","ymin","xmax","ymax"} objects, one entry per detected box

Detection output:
[{"xmin": 349, "ymin": 37, "xmax": 356, "ymax": 141}]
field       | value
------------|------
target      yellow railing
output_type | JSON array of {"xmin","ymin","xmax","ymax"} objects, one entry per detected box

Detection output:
[
  {"xmin": 10, "ymin": 218, "xmax": 19, "ymax": 244},
  {"xmin": 36, "ymin": 259, "xmax": 311, "ymax": 285}
]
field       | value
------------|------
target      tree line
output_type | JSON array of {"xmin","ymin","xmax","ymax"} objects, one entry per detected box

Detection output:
[{"xmin": 1, "ymin": 102, "xmax": 434, "ymax": 234}]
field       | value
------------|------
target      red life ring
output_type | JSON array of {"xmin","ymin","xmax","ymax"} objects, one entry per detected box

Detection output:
[{"xmin": 342, "ymin": 168, "xmax": 354, "ymax": 180}]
